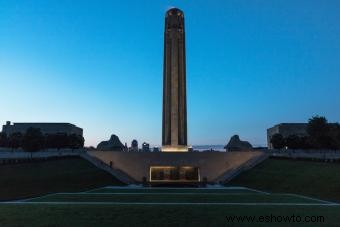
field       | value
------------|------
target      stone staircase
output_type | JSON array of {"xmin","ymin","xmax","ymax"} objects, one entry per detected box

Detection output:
[
  {"xmin": 215, "ymin": 152, "xmax": 269, "ymax": 183},
  {"xmin": 80, "ymin": 153, "xmax": 135, "ymax": 184}
]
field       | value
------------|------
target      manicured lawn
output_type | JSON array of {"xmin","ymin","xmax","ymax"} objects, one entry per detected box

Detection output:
[
  {"xmin": 227, "ymin": 157, "xmax": 340, "ymax": 202},
  {"xmin": 0, "ymin": 204, "xmax": 339, "ymax": 226},
  {"xmin": 1, "ymin": 157, "xmax": 339, "ymax": 226},
  {"xmin": 1, "ymin": 187, "xmax": 337, "ymax": 226},
  {"xmin": 0, "ymin": 157, "xmax": 124, "ymax": 201}
]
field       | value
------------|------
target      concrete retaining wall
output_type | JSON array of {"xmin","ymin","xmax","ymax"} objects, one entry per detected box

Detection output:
[{"xmin": 88, "ymin": 151, "xmax": 266, "ymax": 183}]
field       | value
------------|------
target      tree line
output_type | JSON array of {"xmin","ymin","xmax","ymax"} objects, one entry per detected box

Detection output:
[
  {"xmin": 271, "ymin": 116, "xmax": 340, "ymax": 150},
  {"xmin": 0, "ymin": 127, "xmax": 84, "ymax": 152}
]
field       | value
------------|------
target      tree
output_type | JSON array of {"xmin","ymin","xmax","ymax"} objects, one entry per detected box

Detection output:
[
  {"xmin": 270, "ymin": 133, "xmax": 285, "ymax": 149},
  {"xmin": 285, "ymin": 135, "xmax": 301, "ymax": 149},
  {"xmin": 45, "ymin": 134, "xmax": 57, "ymax": 149},
  {"xmin": 44, "ymin": 133, "xmax": 84, "ymax": 150},
  {"xmin": 329, "ymin": 123, "xmax": 340, "ymax": 150},
  {"xmin": 0, "ymin": 132, "xmax": 8, "ymax": 147},
  {"xmin": 22, "ymin": 128, "xmax": 44, "ymax": 152},
  {"xmin": 319, "ymin": 135, "xmax": 337, "ymax": 150},
  {"xmin": 307, "ymin": 115, "xmax": 331, "ymax": 149},
  {"xmin": 298, "ymin": 136, "xmax": 312, "ymax": 149},
  {"xmin": 336, "ymin": 124, "xmax": 340, "ymax": 149},
  {"xmin": 55, "ymin": 133, "xmax": 69, "ymax": 150},
  {"xmin": 8, "ymin": 132, "xmax": 23, "ymax": 151},
  {"xmin": 307, "ymin": 116, "xmax": 329, "ymax": 135},
  {"xmin": 68, "ymin": 134, "xmax": 84, "ymax": 150}
]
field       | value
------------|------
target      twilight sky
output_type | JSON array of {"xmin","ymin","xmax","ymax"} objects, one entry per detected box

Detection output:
[{"xmin": 1, "ymin": 0, "xmax": 340, "ymax": 147}]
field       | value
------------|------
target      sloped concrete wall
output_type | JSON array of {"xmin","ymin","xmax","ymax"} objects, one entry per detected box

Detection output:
[{"xmin": 89, "ymin": 151, "xmax": 266, "ymax": 183}]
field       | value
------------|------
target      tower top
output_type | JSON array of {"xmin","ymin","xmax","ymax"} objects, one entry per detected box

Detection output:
[
  {"xmin": 166, "ymin": 8, "xmax": 184, "ymax": 16},
  {"xmin": 165, "ymin": 8, "xmax": 184, "ymax": 30}
]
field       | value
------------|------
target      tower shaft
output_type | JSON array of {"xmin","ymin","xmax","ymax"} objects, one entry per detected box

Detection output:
[{"xmin": 162, "ymin": 8, "xmax": 187, "ymax": 152}]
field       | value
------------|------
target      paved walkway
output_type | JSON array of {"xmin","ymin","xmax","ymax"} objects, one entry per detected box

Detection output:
[
  {"xmin": 271, "ymin": 151, "xmax": 340, "ymax": 160},
  {"xmin": 0, "ymin": 150, "xmax": 84, "ymax": 159},
  {"xmin": 1, "ymin": 201, "xmax": 339, "ymax": 206}
]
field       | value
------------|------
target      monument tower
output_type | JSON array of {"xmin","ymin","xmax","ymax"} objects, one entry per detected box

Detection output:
[
  {"xmin": 162, "ymin": 8, "xmax": 188, "ymax": 152},
  {"xmin": 89, "ymin": 8, "xmax": 267, "ymax": 185}
]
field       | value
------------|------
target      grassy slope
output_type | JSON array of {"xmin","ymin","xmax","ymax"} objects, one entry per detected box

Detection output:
[
  {"xmin": 0, "ymin": 204, "xmax": 339, "ymax": 227},
  {"xmin": 0, "ymin": 157, "xmax": 124, "ymax": 201},
  {"xmin": 227, "ymin": 158, "xmax": 340, "ymax": 202}
]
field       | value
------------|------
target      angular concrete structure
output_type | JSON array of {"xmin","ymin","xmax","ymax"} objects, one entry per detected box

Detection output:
[
  {"xmin": 89, "ymin": 151, "xmax": 268, "ymax": 184},
  {"xmin": 162, "ymin": 8, "xmax": 188, "ymax": 152}
]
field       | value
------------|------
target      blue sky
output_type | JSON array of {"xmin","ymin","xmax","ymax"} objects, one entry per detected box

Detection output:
[{"xmin": 1, "ymin": 0, "xmax": 340, "ymax": 147}]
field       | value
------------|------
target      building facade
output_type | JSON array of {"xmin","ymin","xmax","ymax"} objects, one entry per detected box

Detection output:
[
  {"xmin": 2, "ymin": 121, "xmax": 83, "ymax": 136},
  {"xmin": 267, "ymin": 123, "xmax": 308, "ymax": 149}
]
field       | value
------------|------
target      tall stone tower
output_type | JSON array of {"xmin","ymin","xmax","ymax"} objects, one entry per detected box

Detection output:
[{"xmin": 162, "ymin": 8, "xmax": 188, "ymax": 152}]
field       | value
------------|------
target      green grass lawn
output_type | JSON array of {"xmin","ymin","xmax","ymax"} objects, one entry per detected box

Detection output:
[
  {"xmin": 1, "ymin": 187, "xmax": 338, "ymax": 226},
  {"xmin": 1, "ymin": 157, "xmax": 340, "ymax": 226},
  {"xmin": 227, "ymin": 157, "xmax": 340, "ymax": 202},
  {"xmin": 0, "ymin": 204, "xmax": 339, "ymax": 227},
  {"xmin": 0, "ymin": 157, "xmax": 124, "ymax": 201}
]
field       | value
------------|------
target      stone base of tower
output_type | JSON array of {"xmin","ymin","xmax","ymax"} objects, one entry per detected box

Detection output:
[{"xmin": 161, "ymin": 145, "xmax": 188, "ymax": 152}]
